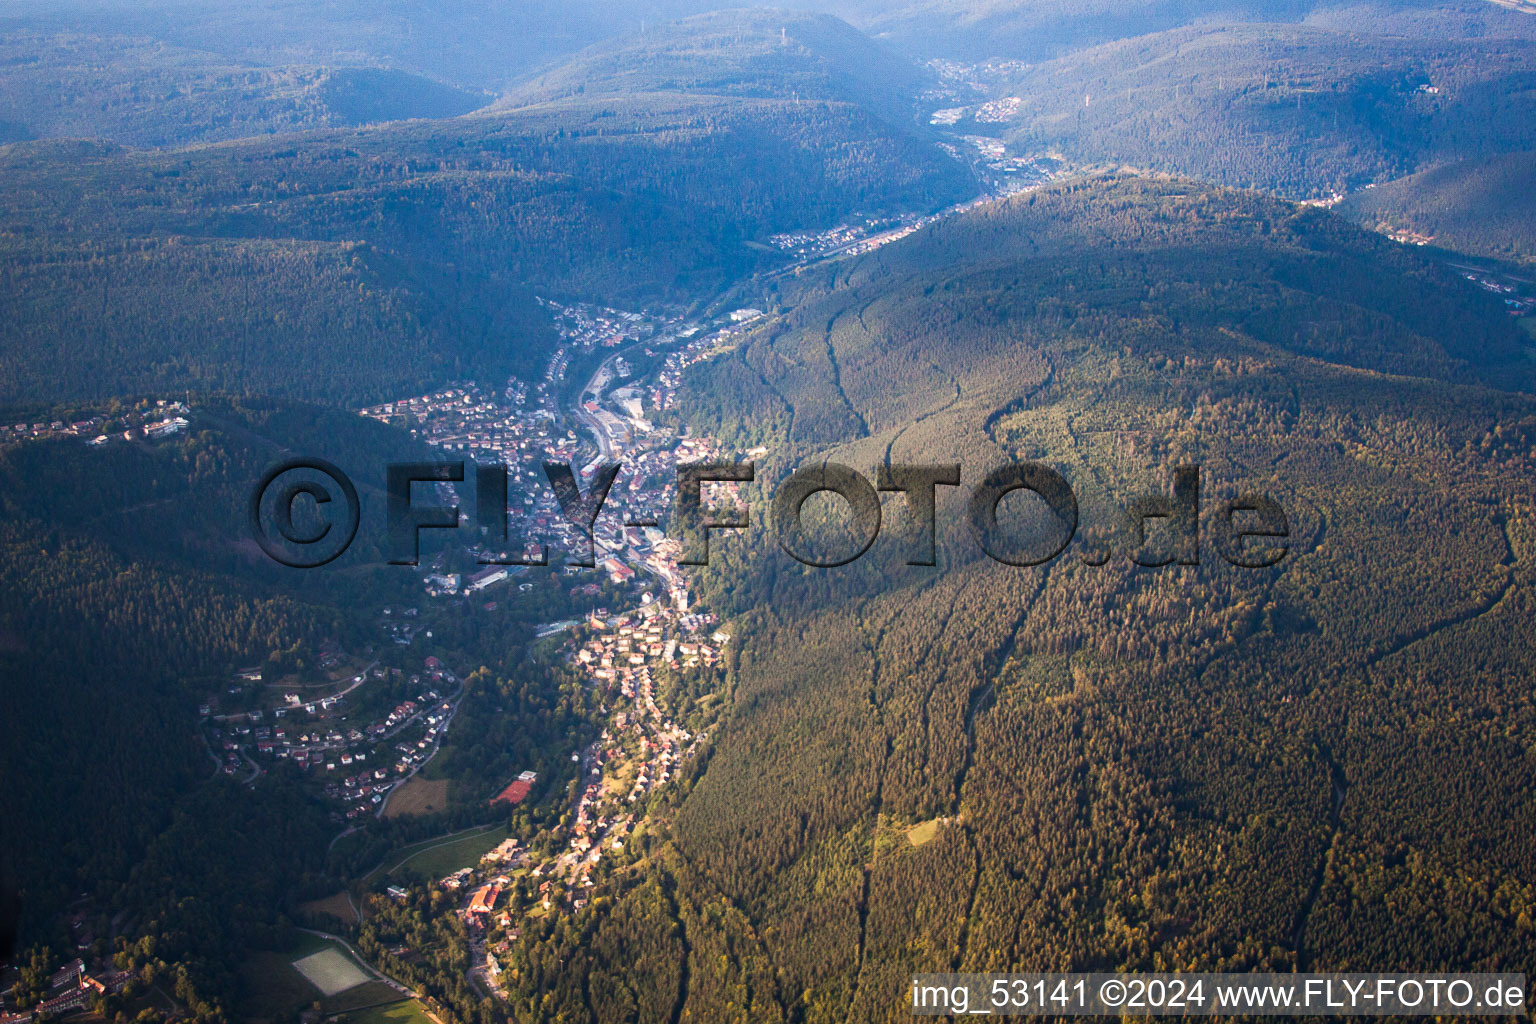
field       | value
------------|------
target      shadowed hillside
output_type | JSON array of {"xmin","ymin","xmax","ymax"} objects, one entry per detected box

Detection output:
[{"xmin": 1339, "ymin": 150, "xmax": 1536, "ymax": 261}]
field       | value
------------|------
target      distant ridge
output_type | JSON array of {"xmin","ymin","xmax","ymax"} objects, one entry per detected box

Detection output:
[{"xmin": 496, "ymin": 8, "xmax": 930, "ymax": 126}]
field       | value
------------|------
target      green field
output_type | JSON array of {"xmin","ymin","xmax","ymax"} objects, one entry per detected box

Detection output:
[
  {"xmin": 323, "ymin": 982, "xmax": 405, "ymax": 1015},
  {"xmin": 1520, "ymin": 317, "xmax": 1536, "ymax": 340},
  {"xmin": 343, "ymin": 998, "xmax": 437, "ymax": 1024},
  {"xmin": 393, "ymin": 826, "xmax": 511, "ymax": 879},
  {"xmin": 362, "ymin": 824, "xmax": 512, "ymax": 885},
  {"xmin": 905, "ymin": 819, "xmax": 942, "ymax": 848}
]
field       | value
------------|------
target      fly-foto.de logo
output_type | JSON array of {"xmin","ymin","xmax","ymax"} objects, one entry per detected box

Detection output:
[{"xmin": 248, "ymin": 459, "xmax": 1290, "ymax": 570}]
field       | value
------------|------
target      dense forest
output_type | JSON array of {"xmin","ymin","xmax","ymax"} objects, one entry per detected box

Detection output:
[
  {"xmin": 0, "ymin": 0, "xmax": 1444, "ymax": 97},
  {"xmin": 16, "ymin": 0, "xmax": 1533, "ymax": 88},
  {"xmin": 850, "ymin": 0, "xmax": 1536, "ymax": 62},
  {"xmin": 0, "ymin": 0, "xmax": 665, "ymax": 93},
  {"xmin": 500, "ymin": 177, "xmax": 1536, "ymax": 1021},
  {"xmin": 0, "ymin": 231, "xmax": 559, "ymax": 405}
]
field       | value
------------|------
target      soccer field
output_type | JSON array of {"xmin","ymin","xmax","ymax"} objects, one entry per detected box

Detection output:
[{"xmin": 292, "ymin": 948, "xmax": 370, "ymax": 996}]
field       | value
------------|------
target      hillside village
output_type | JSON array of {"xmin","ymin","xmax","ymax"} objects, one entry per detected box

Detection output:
[
  {"xmin": 200, "ymin": 657, "xmax": 461, "ymax": 822},
  {"xmin": 9, "ymin": 398, "xmax": 189, "ymax": 444},
  {"xmin": 343, "ymin": 299, "xmax": 766, "ymax": 995}
]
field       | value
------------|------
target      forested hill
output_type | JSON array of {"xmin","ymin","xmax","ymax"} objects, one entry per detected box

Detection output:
[
  {"xmin": 1337, "ymin": 149, "xmax": 1536, "ymax": 262},
  {"xmin": 0, "ymin": 28, "xmax": 976, "ymax": 406},
  {"xmin": 0, "ymin": 33, "xmax": 492, "ymax": 149},
  {"xmin": 983, "ymin": 23, "xmax": 1536, "ymax": 198},
  {"xmin": 0, "ymin": 227, "xmax": 559, "ymax": 407},
  {"xmin": 497, "ymin": 9, "xmax": 930, "ymax": 127},
  {"xmin": 502, "ymin": 177, "xmax": 1536, "ymax": 1021}
]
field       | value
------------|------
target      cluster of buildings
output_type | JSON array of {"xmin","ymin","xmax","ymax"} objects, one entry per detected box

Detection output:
[
  {"xmin": 354, "ymin": 297, "xmax": 757, "ymax": 969},
  {"xmin": 87, "ymin": 414, "xmax": 188, "ymax": 444},
  {"xmin": 977, "ymin": 95, "xmax": 1027, "ymax": 122},
  {"xmin": 201, "ymin": 660, "xmax": 458, "ymax": 821},
  {"xmin": 464, "ymin": 879, "xmax": 504, "ymax": 925},
  {"xmin": 7, "ymin": 399, "xmax": 190, "ymax": 446},
  {"xmin": 767, "ymin": 216, "xmax": 935, "ymax": 259},
  {"xmin": 536, "ymin": 297, "xmax": 680, "ymax": 351},
  {"xmin": 381, "ymin": 606, "xmax": 424, "ymax": 646},
  {"xmin": 928, "ymin": 95, "xmax": 1024, "ymax": 124},
  {"xmin": 576, "ymin": 609, "xmax": 726, "ymax": 682},
  {"xmin": 504, "ymin": 305, "xmax": 759, "ymax": 913},
  {"xmin": 1460, "ymin": 269, "xmax": 1534, "ymax": 314},
  {"xmin": 952, "ymin": 137, "xmax": 1071, "ymax": 196},
  {"xmin": 0, "ymin": 959, "xmax": 131, "ymax": 1024},
  {"xmin": 419, "ymin": 835, "xmax": 527, "ymax": 996},
  {"xmin": 522, "ymin": 601, "xmax": 722, "ymax": 907},
  {"xmin": 647, "ymin": 313, "xmax": 767, "ymax": 409},
  {"xmin": 771, "ymin": 144, "xmax": 1068, "ymax": 268},
  {"xmin": 356, "ymin": 305, "xmax": 755, "ymax": 600},
  {"xmin": 359, "ymin": 381, "xmax": 550, "ymax": 466},
  {"xmin": 919, "ymin": 57, "xmax": 1031, "ymax": 103},
  {"xmin": 431, "ymin": 837, "xmax": 526, "ymax": 935}
]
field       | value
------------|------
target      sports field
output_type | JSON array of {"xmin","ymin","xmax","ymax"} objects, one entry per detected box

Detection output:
[{"xmin": 292, "ymin": 948, "xmax": 370, "ymax": 996}]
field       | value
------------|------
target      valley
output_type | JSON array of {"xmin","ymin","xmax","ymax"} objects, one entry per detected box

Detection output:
[{"xmin": 4, "ymin": 3, "xmax": 1536, "ymax": 1024}]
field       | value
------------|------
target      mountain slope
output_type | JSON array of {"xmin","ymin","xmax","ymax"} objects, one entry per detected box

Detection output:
[
  {"xmin": 0, "ymin": 0, "xmax": 690, "ymax": 91},
  {"xmin": 0, "ymin": 395, "xmax": 431, "ymax": 939},
  {"xmin": 504, "ymin": 177, "xmax": 1536, "ymax": 1020}
]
